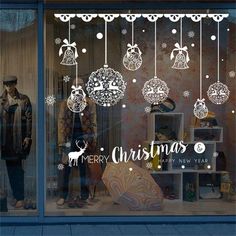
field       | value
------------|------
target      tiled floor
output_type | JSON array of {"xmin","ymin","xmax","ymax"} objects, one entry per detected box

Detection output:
[{"xmin": 1, "ymin": 224, "xmax": 236, "ymax": 236}]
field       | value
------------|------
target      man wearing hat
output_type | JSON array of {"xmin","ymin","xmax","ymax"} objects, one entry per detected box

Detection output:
[{"xmin": 1, "ymin": 75, "xmax": 32, "ymax": 208}]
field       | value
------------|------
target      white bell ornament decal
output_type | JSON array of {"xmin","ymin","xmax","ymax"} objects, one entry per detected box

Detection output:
[
  {"xmin": 67, "ymin": 85, "xmax": 87, "ymax": 113},
  {"xmin": 123, "ymin": 43, "xmax": 142, "ymax": 71},
  {"xmin": 170, "ymin": 43, "xmax": 189, "ymax": 69},
  {"xmin": 169, "ymin": 16, "xmax": 190, "ymax": 70},
  {"xmin": 59, "ymin": 39, "xmax": 78, "ymax": 66}
]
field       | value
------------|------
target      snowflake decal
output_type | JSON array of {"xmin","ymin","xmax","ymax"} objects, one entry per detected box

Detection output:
[
  {"xmin": 86, "ymin": 67, "xmax": 127, "ymax": 107},
  {"xmin": 183, "ymin": 90, "xmax": 190, "ymax": 98},
  {"xmin": 161, "ymin": 43, "xmax": 167, "ymax": 49},
  {"xmin": 213, "ymin": 152, "xmax": 219, "ymax": 158},
  {"xmin": 207, "ymin": 81, "xmax": 230, "ymax": 105},
  {"xmin": 70, "ymin": 24, "xmax": 76, "ymax": 29},
  {"xmin": 63, "ymin": 75, "xmax": 71, "ymax": 83},
  {"xmin": 145, "ymin": 106, "xmax": 151, "ymax": 113},
  {"xmin": 55, "ymin": 38, "xmax": 61, "ymax": 45},
  {"xmin": 229, "ymin": 70, "xmax": 235, "ymax": 78},
  {"xmin": 142, "ymin": 77, "xmax": 169, "ymax": 105},
  {"xmin": 188, "ymin": 31, "xmax": 195, "ymax": 38},
  {"xmin": 57, "ymin": 164, "xmax": 64, "ymax": 170},
  {"xmin": 45, "ymin": 95, "xmax": 56, "ymax": 106},
  {"xmin": 146, "ymin": 162, "xmax": 153, "ymax": 169}
]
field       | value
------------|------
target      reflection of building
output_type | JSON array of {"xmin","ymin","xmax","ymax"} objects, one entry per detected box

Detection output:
[{"xmin": 0, "ymin": 1, "xmax": 236, "ymax": 224}]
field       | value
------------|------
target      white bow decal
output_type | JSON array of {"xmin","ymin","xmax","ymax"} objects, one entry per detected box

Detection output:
[
  {"xmin": 127, "ymin": 43, "xmax": 142, "ymax": 56},
  {"xmin": 170, "ymin": 43, "xmax": 190, "ymax": 62},
  {"xmin": 59, "ymin": 39, "xmax": 78, "ymax": 59}
]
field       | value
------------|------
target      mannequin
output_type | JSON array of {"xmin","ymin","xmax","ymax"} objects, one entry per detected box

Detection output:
[
  {"xmin": 57, "ymin": 78, "xmax": 97, "ymax": 207},
  {"xmin": 1, "ymin": 75, "xmax": 32, "ymax": 208}
]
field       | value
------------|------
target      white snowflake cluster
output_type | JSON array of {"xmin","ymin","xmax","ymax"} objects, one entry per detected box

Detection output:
[
  {"xmin": 70, "ymin": 24, "xmax": 76, "ymax": 29},
  {"xmin": 45, "ymin": 95, "xmax": 56, "ymax": 106},
  {"xmin": 161, "ymin": 43, "xmax": 167, "ymax": 49},
  {"xmin": 188, "ymin": 31, "xmax": 195, "ymax": 38},
  {"xmin": 86, "ymin": 67, "xmax": 127, "ymax": 107},
  {"xmin": 213, "ymin": 152, "xmax": 219, "ymax": 158},
  {"xmin": 63, "ymin": 75, "xmax": 71, "ymax": 83},
  {"xmin": 145, "ymin": 106, "xmax": 151, "ymax": 113},
  {"xmin": 183, "ymin": 90, "xmax": 190, "ymax": 98},
  {"xmin": 229, "ymin": 70, "xmax": 235, "ymax": 78},
  {"xmin": 57, "ymin": 164, "xmax": 64, "ymax": 170},
  {"xmin": 121, "ymin": 29, "xmax": 127, "ymax": 35},
  {"xmin": 146, "ymin": 162, "xmax": 153, "ymax": 169},
  {"xmin": 55, "ymin": 38, "xmax": 61, "ymax": 45}
]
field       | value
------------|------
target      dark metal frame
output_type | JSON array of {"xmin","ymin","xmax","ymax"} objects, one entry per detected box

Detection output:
[{"xmin": 1, "ymin": 1, "xmax": 236, "ymax": 224}]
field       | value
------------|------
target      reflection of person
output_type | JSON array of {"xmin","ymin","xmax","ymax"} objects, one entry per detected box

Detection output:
[
  {"xmin": 57, "ymin": 78, "xmax": 97, "ymax": 207},
  {"xmin": 0, "ymin": 76, "xmax": 32, "ymax": 208}
]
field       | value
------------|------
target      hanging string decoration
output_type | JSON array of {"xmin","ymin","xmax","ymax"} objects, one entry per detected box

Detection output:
[
  {"xmin": 142, "ymin": 19, "xmax": 169, "ymax": 105},
  {"xmin": 121, "ymin": 14, "xmax": 142, "ymax": 71},
  {"xmin": 193, "ymin": 17, "xmax": 208, "ymax": 119},
  {"xmin": 170, "ymin": 16, "xmax": 190, "ymax": 69},
  {"xmin": 67, "ymin": 64, "xmax": 87, "ymax": 113},
  {"xmin": 86, "ymin": 15, "xmax": 127, "ymax": 107},
  {"xmin": 207, "ymin": 15, "xmax": 230, "ymax": 105},
  {"xmin": 59, "ymin": 18, "xmax": 78, "ymax": 66}
]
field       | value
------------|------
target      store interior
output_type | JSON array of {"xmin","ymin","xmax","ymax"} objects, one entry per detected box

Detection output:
[{"xmin": 0, "ymin": 9, "xmax": 235, "ymax": 216}]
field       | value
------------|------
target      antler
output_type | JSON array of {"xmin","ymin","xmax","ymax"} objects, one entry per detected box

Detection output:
[
  {"xmin": 75, "ymin": 140, "xmax": 81, "ymax": 150},
  {"xmin": 83, "ymin": 140, "xmax": 88, "ymax": 148}
]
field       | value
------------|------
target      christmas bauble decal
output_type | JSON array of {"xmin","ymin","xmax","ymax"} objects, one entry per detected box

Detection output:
[
  {"xmin": 67, "ymin": 85, "xmax": 87, "ymax": 113},
  {"xmin": 123, "ymin": 44, "xmax": 142, "ymax": 71},
  {"xmin": 142, "ymin": 76, "xmax": 169, "ymax": 105},
  {"xmin": 193, "ymin": 98, "xmax": 208, "ymax": 119},
  {"xmin": 86, "ymin": 66, "xmax": 127, "ymax": 107},
  {"xmin": 207, "ymin": 81, "xmax": 230, "ymax": 105}
]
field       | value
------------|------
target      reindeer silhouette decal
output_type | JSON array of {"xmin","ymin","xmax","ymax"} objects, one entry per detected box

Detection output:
[{"xmin": 68, "ymin": 140, "xmax": 88, "ymax": 167}]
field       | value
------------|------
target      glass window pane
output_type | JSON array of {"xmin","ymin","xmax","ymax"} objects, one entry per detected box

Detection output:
[
  {"xmin": 45, "ymin": 10, "xmax": 236, "ymax": 216},
  {"xmin": 0, "ymin": 9, "xmax": 37, "ymax": 215}
]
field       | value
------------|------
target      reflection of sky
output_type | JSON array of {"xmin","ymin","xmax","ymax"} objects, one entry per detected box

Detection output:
[
  {"xmin": 228, "ymin": 9, "xmax": 236, "ymax": 22},
  {"xmin": 0, "ymin": 10, "xmax": 35, "ymax": 32}
]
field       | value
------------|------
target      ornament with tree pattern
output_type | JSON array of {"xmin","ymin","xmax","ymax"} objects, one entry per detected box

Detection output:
[
  {"xmin": 207, "ymin": 18, "xmax": 230, "ymax": 105},
  {"xmin": 207, "ymin": 81, "xmax": 230, "ymax": 104},
  {"xmin": 142, "ymin": 20, "xmax": 169, "ymax": 106},
  {"xmin": 87, "ymin": 16, "xmax": 126, "ymax": 107}
]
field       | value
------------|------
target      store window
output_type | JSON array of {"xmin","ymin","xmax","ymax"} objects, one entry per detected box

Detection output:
[
  {"xmin": 45, "ymin": 10, "xmax": 236, "ymax": 216},
  {"xmin": 0, "ymin": 9, "xmax": 37, "ymax": 215}
]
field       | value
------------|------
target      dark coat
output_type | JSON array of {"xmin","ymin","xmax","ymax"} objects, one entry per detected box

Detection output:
[
  {"xmin": 1, "ymin": 89, "xmax": 32, "ymax": 160},
  {"xmin": 58, "ymin": 98, "xmax": 97, "ymax": 154}
]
